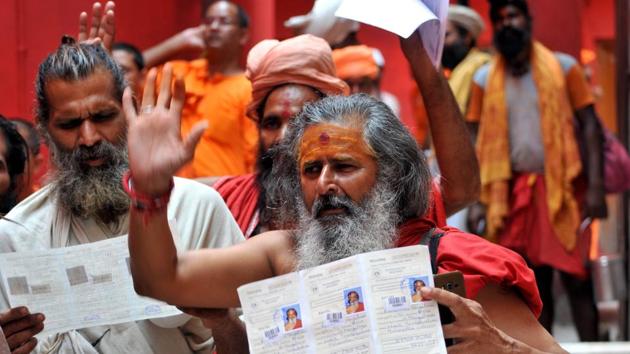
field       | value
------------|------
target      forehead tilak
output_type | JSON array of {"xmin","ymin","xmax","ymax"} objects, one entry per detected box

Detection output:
[{"xmin": 298, "ymin": 123, "xmax": 375, "ymax": 163}]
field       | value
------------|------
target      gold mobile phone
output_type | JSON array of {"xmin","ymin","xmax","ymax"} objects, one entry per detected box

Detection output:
[
  {"xmin": 433, "ymin": 271, "xmax": 466, "ymax": 347},
  {"xmin": 434, "ymin": 271, "xmax": 466, "ymax": 298}
]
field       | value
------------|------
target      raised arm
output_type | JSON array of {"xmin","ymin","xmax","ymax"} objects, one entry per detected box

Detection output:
[
  {"xmin": 400, "ymin": 32, "xmax": 480, "ymax": 216},
  {"xmin": 124, "ymin": 65, "xmax": 283, "ymax": 308},
  {"xmin": 78, "ymin": 1, "xmax": 116, "ymax": 52},
  {"xmin": 142, "ymin": 26, "xmax": 207, "ymax": 68}
]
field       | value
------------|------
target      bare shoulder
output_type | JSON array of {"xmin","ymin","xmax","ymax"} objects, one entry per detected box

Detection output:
[{"xmin": 250, "ymin": 230, "xmax": 296, "ymax": 276}]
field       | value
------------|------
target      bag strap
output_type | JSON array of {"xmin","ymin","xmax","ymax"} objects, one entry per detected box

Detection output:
[{"xmin": 420, "ymin": 228, "xmax": 445, "ymax": 274}]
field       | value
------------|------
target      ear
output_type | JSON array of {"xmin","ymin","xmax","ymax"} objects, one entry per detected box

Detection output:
[
  {"xmin": 239, "ymin": 28, "xmax": 249, "ymax": 46},
  {"xmin": 33, "ymin": 153, "xmax": 45, "ymax": 173}
]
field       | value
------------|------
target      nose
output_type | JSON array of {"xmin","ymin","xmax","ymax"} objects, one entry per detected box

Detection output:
[
  {"xmin": 78, "ymin": 120, "xmax": 101, "ymax": 147},
  {"xmin": 316, "ymin": 165, "xmax": 340, "ymax": 196},
  {"xmin": 278, "ymin": 122, "xmax": 289, "ymax": 142},
  {"xmin": 209, "ymin": 19, "xmax": 220, "ymax": 30}
]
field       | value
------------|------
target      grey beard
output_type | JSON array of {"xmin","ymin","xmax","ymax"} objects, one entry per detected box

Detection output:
[
  {"xmin": 48, "ymin": 138, "xmax": 129, "ymax": 225},
  {"xmin": 293, "ymin": 182, "xmax": 400, "ymax": 271}
]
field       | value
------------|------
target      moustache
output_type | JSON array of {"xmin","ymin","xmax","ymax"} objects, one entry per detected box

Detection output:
[
  {"xmin": 312, "ymin": 194, "xmax": 356, "ymax": 218},
  {"xmin": 494, "ymin": 26, "xmax": 530, "ymax": 59},
  {"xmin": 67, "ymin": 141, "xmax": 124, "ymax": 169}
]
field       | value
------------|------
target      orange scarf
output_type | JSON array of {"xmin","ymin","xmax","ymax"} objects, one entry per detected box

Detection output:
[{"xmin": 477, "ymin": 42, "xmax": 582, "ymax": 251}]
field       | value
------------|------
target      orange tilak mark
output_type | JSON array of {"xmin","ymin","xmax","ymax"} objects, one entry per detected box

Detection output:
[{"xmin": 298, "ymin": 123, "xmax": 375, "ymax": 168}]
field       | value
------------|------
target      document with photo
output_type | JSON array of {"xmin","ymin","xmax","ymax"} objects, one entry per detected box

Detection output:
[
  {"xmin": 302, "ymin": 257, "xmax": 373, "ymax": 353},
  {"xmin": 238, "ymin": 245, "xmax": 447, "ymax": 354},
  {"xmin": 335, "ymin": 0, "xmax": 448, "ymax": 67},
  {"xmin": 237, "ymin": 272, "xmax": 310, "ymax": 353},
  {"xmin": 0, "ymin": 236, "xmax": 181, "ymax": 337}
]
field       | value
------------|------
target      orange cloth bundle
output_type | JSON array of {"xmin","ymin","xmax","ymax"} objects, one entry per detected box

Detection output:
[{"xmin": 332, "ymin": 45, "xmax": 379, "ymax": 81}]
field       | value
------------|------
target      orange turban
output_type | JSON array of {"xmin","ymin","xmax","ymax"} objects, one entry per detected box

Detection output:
[
  {"xmin": 246, "ymin": 34, "xmax": 350, "ymax": 121},
  {"xmin": 332, "ymin": 45, "xmax": 380, "ymax": 81}
]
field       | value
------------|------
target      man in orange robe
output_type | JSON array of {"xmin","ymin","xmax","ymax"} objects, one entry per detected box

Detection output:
[{"xmin": 148, "ymin": 1, "xmax": 258, "ymax": 178}]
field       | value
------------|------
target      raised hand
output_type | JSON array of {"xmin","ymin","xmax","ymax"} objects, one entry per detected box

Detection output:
[
  {"xmin": 123, "ymin": 64, "xmax": 207, "ymax": 196},
  {"xmin": 176, "ymin": 25, "xmax": 207, "ymax": 53},
  {"xmin": 78, "ymin": 1, "xmax": 116, "ymax": 51},
  {"xmin": 0, "ymin": 306, "xmax": 45, "ymax": 354}
]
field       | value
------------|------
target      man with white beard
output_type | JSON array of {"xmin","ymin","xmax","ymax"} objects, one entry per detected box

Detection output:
[
  {"xmin": 0, "ymin": 5, "xmax": 247, "ymax": 352},
  {"xmin": 126, "ymin": 64, "xmax": 567, "ymax": 353}
]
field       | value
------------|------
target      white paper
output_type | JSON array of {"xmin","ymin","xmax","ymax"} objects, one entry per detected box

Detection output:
[
  {"xmin": 238, "ymin": 246, "xmax": 446, "ymax": 354},
  {"xmin": 335, "ymin": 0, "xmax": 448, "ymax": 67},
  {"xmin": 0, "ymin": 236, "xmax": 181, "ymax": 337}
]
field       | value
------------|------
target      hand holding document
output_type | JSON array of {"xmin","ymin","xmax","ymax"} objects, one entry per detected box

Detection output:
[
  {"xmin": 335, "ymin": 0, "xmax": 448, "ymax": 67},
  {"xmin": 0, "ymin": 236, "xmax": 181, "ymax": 337},
  {"xmin": 238, "ymin": 246, "xmax": 447, "ymax": 354}
]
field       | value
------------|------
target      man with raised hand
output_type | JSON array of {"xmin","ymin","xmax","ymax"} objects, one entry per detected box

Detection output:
[
  {"xmin": 0, "ymin": 2, "xmax": 246, "ymax": 353},
  {"xmin": 125, "ymin": 33, "xmax": 565, "ymax": 353},
  {"xmin": 146, "ymin": 1, "xmax": 258, "ymax": 179}
]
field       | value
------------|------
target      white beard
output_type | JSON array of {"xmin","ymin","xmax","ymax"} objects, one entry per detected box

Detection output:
[{"xmin": 293, "ymin": 182, "xmax": 400, "ymax": 271}]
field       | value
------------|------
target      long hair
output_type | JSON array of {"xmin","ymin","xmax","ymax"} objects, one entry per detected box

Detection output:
[
  {"xmin": 35, "ymin": 36, "xmax": 125, "ymax": 131},
  {"xmin": 267, "ymin": 94, "xmax": 431, "ymax": 228}
]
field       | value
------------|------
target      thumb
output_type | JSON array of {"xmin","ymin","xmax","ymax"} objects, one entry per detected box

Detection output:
[
  {"xmin": 122, "ymin": 87, "xmax": 137, "ymax": 125},
  {"xmin": 183, "ymin": 121, "xmax": 208, "ymax": 159}
]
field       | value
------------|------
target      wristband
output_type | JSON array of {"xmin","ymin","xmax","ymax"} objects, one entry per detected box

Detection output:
[{"xmin": 122, "ymin": 171, "xmax": 173, "ymax": 213}]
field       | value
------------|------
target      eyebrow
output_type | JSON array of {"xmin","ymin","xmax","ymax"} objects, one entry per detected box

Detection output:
[{"xmin": 53, "ymin": 106, "xmax": 119, "ymax": 122}]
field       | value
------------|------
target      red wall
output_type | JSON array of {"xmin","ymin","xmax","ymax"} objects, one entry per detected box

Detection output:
[{"xmin": 0, "ymin": 0, "xmax": 615, "ymax": 125}]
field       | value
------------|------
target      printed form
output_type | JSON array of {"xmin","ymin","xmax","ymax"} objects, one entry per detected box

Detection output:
[
  {"xmin": 238, "ymin": 246, "xmax": 447, "ymax": 354},
  {"xmin": 335, "ymin": 0, "xmax": 448, "ymax": 68},
  {"xmin": 0, "ymin": 236, "xmax": 180, "ymax": 337}
]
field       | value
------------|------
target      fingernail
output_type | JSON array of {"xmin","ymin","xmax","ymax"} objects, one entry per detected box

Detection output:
[
  {"xmin": 36, "ymin": 314, "xmax": 45, "ymax": 321},
  {"xmin": 420, "ymin": 287, "xmax": 432, "ymax": 295},
  {"xmin": 18, "ymin": 307, "xmax": 28, "ymax": 315}
]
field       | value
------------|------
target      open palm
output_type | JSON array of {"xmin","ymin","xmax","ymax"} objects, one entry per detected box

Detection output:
[{"xmin": 123, "ymin": 64, "xmax": 206, "ymax": 195}]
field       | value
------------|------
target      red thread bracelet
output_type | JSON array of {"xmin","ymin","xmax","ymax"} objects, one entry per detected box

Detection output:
[{"xmin": 122, "ymin": 171, "xmax": 173, "ymax": 214}]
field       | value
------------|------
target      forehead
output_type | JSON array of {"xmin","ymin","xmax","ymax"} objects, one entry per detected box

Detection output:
[
  {"xmin": 205, "ymin": 1, "xmax": 238, "ymax": 18},
  {"xmin": 445, "ymin": 20, "xmax": 458, "ymax": 34},
  {"xmin": 265, "ymin": 85, "xmax": 320, "ymax": 112},
  {"xmin": 496, "ymin": 5, "xmax": 525, "ymax": 19},
  {"xmin": 46, "ymin": 70, "xmax": 120, "ymax": 119},
  {"xmin": 14, "ymin": 124, "xmax": 32, "ymax": 142},
  {"xmin": 299, "ymin": 122, "xmax": 375, "ymax": 161},
  {"xmin": 112, "ymin": 50, "xmax": 137, "ymax": 71}
]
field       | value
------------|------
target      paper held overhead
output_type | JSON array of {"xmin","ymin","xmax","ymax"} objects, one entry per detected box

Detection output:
[{"xmin": 335, "ymin": 0, "xmax": 448, "ymax": 67}]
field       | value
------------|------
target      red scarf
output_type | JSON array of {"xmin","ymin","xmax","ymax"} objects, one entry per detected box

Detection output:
[{"xmin": 213, "ymin": 174, "xmax": 260, "ymax": 238}]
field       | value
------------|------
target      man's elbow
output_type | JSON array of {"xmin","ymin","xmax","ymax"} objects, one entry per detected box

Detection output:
[{"xmin": 444, "ymin": 173, "xmax": 481, "ymax": 215}]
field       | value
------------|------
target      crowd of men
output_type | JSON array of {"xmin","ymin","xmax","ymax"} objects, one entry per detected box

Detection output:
[{"xmin": 0, "ymin": 0, "xmax": 609, "ymax": 353}]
